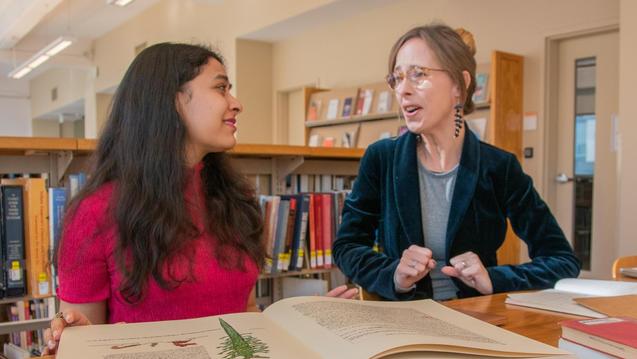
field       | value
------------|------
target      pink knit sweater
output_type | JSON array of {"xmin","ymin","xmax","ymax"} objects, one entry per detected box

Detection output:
[{"xmin": 57, "ymin": 164, "xmax": 258, "ymax": 323}]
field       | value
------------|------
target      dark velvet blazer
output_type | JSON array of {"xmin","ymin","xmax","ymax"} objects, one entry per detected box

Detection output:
[{"xmin": 333, "ymin": 130, "xmax": 580, "ymax": 300}]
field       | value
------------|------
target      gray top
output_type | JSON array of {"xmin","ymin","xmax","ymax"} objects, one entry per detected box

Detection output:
[{"xmin": 417, "ymin": 159, "xmax": 459, "ymax": 301}]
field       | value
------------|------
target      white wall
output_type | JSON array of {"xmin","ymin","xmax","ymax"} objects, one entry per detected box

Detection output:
[
  {"xmin": 0, "ymin": 75, "xmax": 31, "ymax": 136},
  {"xmin": 271, "ymin": 0, "xmax": 620, "ymax": 194},
  {"xmin": 617, "ymin": 0, "xmax": 637, "ymax": 256}
]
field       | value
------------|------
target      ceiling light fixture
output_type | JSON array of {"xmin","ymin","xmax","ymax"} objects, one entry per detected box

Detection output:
[
  {"xmin": 8, "ymin": 36, "xmax": 74, "ymax": 79},
  {"xmin": 107, "ymin": 0, "xmax": 136, "ymax": 7}
]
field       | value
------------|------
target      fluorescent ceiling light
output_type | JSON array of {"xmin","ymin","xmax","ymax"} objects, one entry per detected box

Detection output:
[
  {"xmin": 107, "ymin": 0, "xmax": 136, "ymax": 6},
  {"xmin": 8, "ymin": 36, "xmax": 74, "ymax": 79}
]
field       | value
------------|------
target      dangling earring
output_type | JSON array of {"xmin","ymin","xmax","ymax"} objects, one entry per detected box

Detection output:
[{"xmin": 453, "ymin": 103, "xmax": 463, "ymax": 138}]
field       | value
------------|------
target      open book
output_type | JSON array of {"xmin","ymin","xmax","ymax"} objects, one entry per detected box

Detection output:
[
  {"xmin": 506, "ymin": 279, "xmax": 637, "ymax": 318},
  {"xmin": 57, "ymin": 296, "xmax": 570, "ymax": 359}
]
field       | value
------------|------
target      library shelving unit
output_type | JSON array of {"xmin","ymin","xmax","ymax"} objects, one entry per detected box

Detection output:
[
  {"xmin": 0, "ymin": 136, "xmax": 363, "ymax": 330},
  {"xmin": 465, "ymin": 50, "xmax": 525, "ymax": 265}
]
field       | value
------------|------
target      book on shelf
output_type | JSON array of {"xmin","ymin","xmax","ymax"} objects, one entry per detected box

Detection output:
[
  {"xmin": 5, "ymin": 297, "xmax": 56, "ymax": 353},
  {"xmin": 308, "ymin": 134, "xmax": 322, "ymax": 147},
  {"xmin": 56, "ymin": 296, "xmax": 570, "ymax": 359},
  {"xmin": 376, "ymin": 90, "xmax": 392, "ymax": 113},
  {"xmin": 472, "ymin": 73, "xmax": 490, "ymax": 105},
  {"xmin": 2, "ymin": 178, "xmax": 52, "ymax": 298},
  {"xmin": 342, "ymin": 124, "xmax": 361, "ymax": 148},
  {"xmin": 321, "ymin": 136, "xmax": 335, "ymax": 147},
  {"xmin": 48, "ymin": 187, "xmax": 67, "ymax": 296},
  {"xmin": 1, "ymin": 185, "xmax": 27, "ymax": 298},
  {"xmin": 560, "ymin": 317, "xmax": 637, "ymax": 358},
  {"xmin": 506, "ymin": 278, "xmax": 637, "ymax": 318},
  {"xmin": 326, "ymin": 99, "xmax": 339, "ymax": 120},
  {"xmin": 307, "ymin": 99, "xmax": 322, "ymax": 122},
  {"xmin": 342, "ymin": 97, "xmax": 353, "ymax": 117}
]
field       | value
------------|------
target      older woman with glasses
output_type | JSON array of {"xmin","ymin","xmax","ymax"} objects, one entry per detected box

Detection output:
[{"xmin": 333, "ymin": 24, "xmax": 580, "ymax": 301}]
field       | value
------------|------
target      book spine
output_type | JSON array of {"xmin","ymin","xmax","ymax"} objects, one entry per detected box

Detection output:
[
  {"xmin": 294, "ymin": 195, "xmax": 310, "ymax": 271},
  {"xmin": 2, "ymin": 186, "xmax": 27, "ymax": 297}
]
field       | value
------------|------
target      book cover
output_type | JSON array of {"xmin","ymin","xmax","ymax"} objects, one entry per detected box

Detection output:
[
  {"xmin": 342, "ymin": 97, "xmax": 353, "ymax": 117},
  {"xmin": 1, "ymin": 185, "xmax": 27, "ymax": 298},
  {"xmin": 326, "ymin": 99, "xmax": 339, "ymax": 120},
  {"xmin": 320, "ymin": 193, "xmax": 333, "ymax": 268},
  {"xmin": 321, "ymin": 137, "xmax": 335, "ymax": 147},
  {"xmin": 376, "ymin": 90, "xmax": 392, "ymax": 113},
  {"xmin": 307, "ymin": 99, "xmax": 322, "ymax": 121},
  {"xmin": 271, "ymin": 199, "xmax": 290, "ymax": 274},
  {"xmin": 48, "ymin": 187, "xmax": 67, "ymax": 295},
  {"xmin": 308, "ymin": 194, "xmax": 317, "ymax": 269},
  {"xmin": 561, "ymin": 317, "xmax": 637, "ymax": 357},
  {"xmin": 2, "ymin": 178, "xmax": 50, "ymax": 298},
  {"xmin": 362, "ymin": 89, "xmax": 374, "ymax": 115},
  {"xmin": 291, "ymin": 194, "xmax": 310, "ymax": 271},
  {"xmin": 473, "ymin": 73, "xmax": 490, "ymax": 105},
  {"xmin": 314, "ymin": 194, "xmax": 324, "ymax": 268}
]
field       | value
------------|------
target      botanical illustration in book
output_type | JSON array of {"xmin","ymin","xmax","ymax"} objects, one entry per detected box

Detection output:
[{"xmin": 217, "ymin": 318, "xmax": 269, "ymax": 359}]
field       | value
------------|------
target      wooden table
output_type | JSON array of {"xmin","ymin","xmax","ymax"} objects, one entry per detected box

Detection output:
[{"xmin": 443, "ymin": 292, "xmax": 585, "ymax": 347}]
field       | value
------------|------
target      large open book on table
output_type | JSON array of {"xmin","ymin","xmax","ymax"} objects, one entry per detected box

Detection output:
[
  {"xmin": 57, "ymin": 296, "xmax": 570, "ymax": 359},
  {"xmin": 506, "ymin": 279, "xmax": 637, "ymax": 318}
]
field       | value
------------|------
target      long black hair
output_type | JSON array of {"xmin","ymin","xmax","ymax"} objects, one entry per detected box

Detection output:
[{"xmin": 60, "ymin": 43, "xmax": 264, "ymax": 303}]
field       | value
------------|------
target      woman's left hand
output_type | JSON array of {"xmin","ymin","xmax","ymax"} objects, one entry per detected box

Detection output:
[
  {"xmin": 325, "ymin": 285, "xmax": 359, "ymax": 299},
  {"xmin": 441, "ymin": 252, "xmax": 493, "ymax": 295}
]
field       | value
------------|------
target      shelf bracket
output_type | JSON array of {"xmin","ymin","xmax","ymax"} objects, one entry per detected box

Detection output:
[
  {"xmin": 56, "ymin": 151, "xmax": 74, "ymax": 184},
  {"xmin": 274, "ymin": 156, "xmax": 304, "ymax": 182}
]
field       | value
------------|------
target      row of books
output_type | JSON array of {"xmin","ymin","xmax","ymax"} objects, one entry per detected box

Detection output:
[
  {"xmin": 0, "ymin": 173, "xmax": 85, "ymax": 299},
  {"xmin": 249, "ymin": 173, "xmax": 356, "ymax": 197},
  {"xmin": 5, "ymin": 297, "xmax": 57, "ymax": 355},
  {"xmin": 307, "ymin": 87, "xmax": 393, "ymax": 122},
  {"xmin": 259, "ymin": 191, "xmax": 349, "ymax": 274}
]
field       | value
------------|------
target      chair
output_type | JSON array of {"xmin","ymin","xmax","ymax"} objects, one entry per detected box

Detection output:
[{"xmin": 611, "ymin": 255, "xmax": 637, "ymax": 281}]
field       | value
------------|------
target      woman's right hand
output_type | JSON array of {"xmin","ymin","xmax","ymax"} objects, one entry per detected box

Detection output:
[
  {"xmin": 393, "ymin": 245, "xmax": 436, "ymax": 291},
  {"xmin": 42, "ymin": 309, "xmax": 92, "ymax": 356}
]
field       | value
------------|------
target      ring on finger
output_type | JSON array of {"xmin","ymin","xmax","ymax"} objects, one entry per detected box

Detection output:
[{"xmin": 54, "ymin": 311, "xmax": 65, "ymax": 320}]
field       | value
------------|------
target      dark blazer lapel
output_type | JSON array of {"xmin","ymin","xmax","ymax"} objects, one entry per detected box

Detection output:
[
  {"xmin": 393, "ymin": 133, "xmax": 424, "ymax": 246},
  {"xmin": 445, "ymin": 129, "xmax": 480, "ymax": 259}
]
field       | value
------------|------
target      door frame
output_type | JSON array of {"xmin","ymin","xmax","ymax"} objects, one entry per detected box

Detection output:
[{"xmin": 542, "ymin": 23, "xmax": 619, "ymax": 211}]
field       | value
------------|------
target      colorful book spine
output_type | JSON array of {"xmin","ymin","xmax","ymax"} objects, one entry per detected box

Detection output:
[{"xmin": 1, "ymin": 185, "xmax": 27, "ymax": 297}]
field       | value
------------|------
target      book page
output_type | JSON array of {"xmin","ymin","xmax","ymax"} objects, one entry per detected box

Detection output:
[
  {"xmin": 263, "ymin": 297, "xmax": 568, "ymax": 359},
  {"xmin": 506, "ymin": 279, "xmax": 637, "ymax": 318},
  {"xmin": 56, "ymin": 312, "xmax": 320, "ymax": 359},
  {"xmin": 506, "ymin": 290, "xmax": 606, "ymax": 318},
  {"xmin": 554, "ymin": 278, "xmax": 637, "ymax": 296}
]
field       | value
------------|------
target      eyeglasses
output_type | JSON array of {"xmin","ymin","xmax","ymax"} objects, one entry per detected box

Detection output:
[{"xmin": 386, "ymin": 65, "xmax": 447, "ymax": 90}]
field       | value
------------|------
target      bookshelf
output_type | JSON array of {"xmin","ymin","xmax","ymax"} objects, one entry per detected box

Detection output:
[
  {"xmin": 0, "ymin": 137, "xmax": 361, "ymax": 332},
  {"xmin": 304, "ymin": 82, "xmax": 401, "ymax": 149},
  {"xmin": 466, "ymin": 50, "xmax": 525, "ymax": 265}
]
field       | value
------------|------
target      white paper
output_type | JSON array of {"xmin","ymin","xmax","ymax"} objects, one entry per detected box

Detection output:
[
  {"xmin": 523, "ymin": 113, "xmax": 538, "ymax": 131},
  {"xmin": 506, "ymin": 279, "xmax": 637, "ymax": 318}
]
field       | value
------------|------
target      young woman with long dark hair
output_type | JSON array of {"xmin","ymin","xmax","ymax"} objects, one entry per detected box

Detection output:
[{"xmin": 43, "ymin": 43, "xmax": 356, "ymax": 355}]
